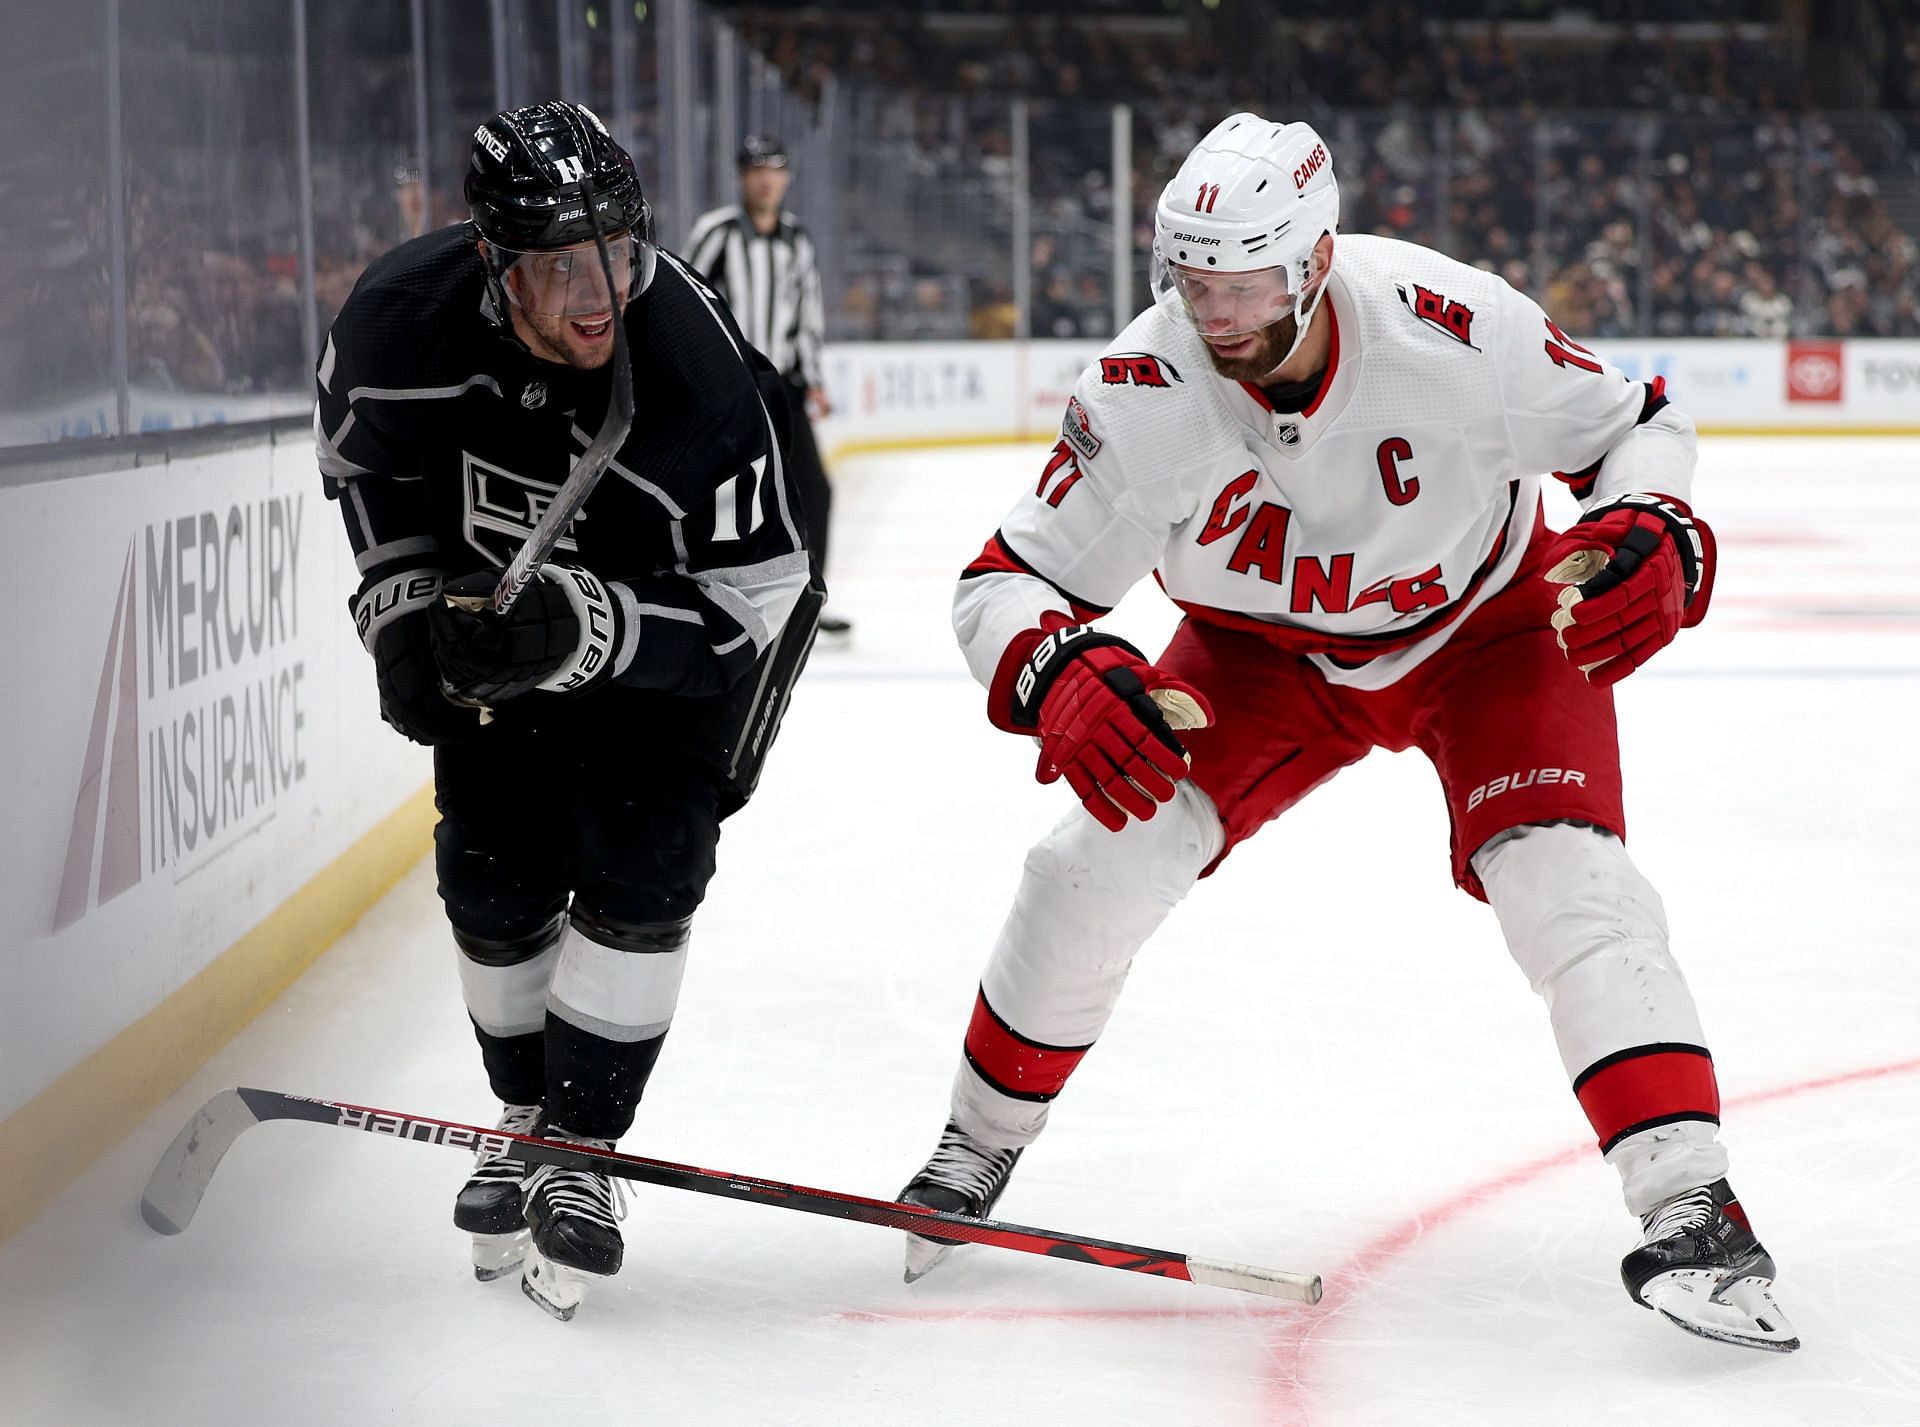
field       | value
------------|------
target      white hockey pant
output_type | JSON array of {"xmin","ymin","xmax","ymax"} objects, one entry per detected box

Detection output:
[
  {"xmin": 1473, "ymin": 822, "xmax": 1728, "ymax": 1216},
  {"xmin": 951, "ymin": 782, "xmax": 1223, "ymax": 1150},
  {"xmin": 955, "ymin": 804, "xmax": 1727, "ymax": 1217}
]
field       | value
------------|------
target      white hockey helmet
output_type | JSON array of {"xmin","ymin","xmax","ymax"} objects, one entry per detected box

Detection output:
[{"xmin": 1152, "ymin": 114, "xmax": 1340, "ymax": 363}]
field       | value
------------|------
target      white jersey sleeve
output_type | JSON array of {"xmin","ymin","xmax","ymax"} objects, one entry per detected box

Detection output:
[
  {"xmin": 1492, "ymin": 284, "xmax": 1698, "ymax": 511},
  {"xmin": 953, "ymin": 373, "xmax": 1185, "ymax": 699}
]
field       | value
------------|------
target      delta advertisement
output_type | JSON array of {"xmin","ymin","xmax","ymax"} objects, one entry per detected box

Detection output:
[
  {"xmin": 816, "ymin": 338, "xmax": 1920, "ymax": 457},
  {"xmin": 0, "ymin": 442, "xmax": 426, "ymax": 1122}
]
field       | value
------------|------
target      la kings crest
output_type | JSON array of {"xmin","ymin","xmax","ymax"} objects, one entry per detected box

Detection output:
[{"xmin": 462, "ymin": 449, "xmax": 585, "ymax": 564}]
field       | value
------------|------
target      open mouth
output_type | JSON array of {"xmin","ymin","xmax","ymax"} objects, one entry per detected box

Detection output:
[{"xmin": 570, "ymin": 314, "xmax": 614, "ymax": 341}]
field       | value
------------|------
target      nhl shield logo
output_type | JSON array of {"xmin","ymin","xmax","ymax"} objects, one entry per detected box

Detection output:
[
  {"xmin": 521, "ymin": 382, "xmax": 548, "ymax": 410},
  {"xmin": 1276, "ymin": 423, "xmax": 1301, "ymax": 446}
]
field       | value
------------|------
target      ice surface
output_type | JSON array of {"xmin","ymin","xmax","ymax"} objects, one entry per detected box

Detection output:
[{"xmin": 2, "ymin": 436, "xmax": 1915, "ymax": 1426}]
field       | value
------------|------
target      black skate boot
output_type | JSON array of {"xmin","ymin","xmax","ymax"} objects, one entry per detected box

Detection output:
[
  {"xmin": 898, "ymin": 1119, "xmax": 1024, "ymax": 1283},
  {"xmin": 452, "ymin": 1102, "xmax": 541, "ymax": 1281},
  {"xmin": 1622, "ymin": 1178, "xmax": 1799, "ymax": 1352},
  {"xmin": 519, "ymin": 1127, "xmax": 627, "ymax": 1321}
]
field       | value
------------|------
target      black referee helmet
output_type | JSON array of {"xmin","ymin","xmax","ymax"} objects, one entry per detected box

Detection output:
[{"xmin": 737, "ymin": 135, "xmax": 789, "ymax": 170}]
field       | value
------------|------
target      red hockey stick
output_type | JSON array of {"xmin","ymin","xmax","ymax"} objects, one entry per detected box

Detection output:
[{"xmin": 141, "ymin": 1088, "xmax": 1322, "ymax": 1303}]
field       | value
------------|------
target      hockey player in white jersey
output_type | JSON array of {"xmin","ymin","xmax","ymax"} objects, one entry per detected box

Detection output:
[{"xmin": 896, "ymin": 114, "xmax": 1795, "ymax": 1353}]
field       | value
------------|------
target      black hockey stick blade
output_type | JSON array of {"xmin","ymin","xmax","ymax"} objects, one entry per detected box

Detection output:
[
  {"xmin": 486, "ymin": 176, "xmax": 636, "ymax": 618},
  {"xmin": 141, "ymin": 1088, "xmax": 1323, "ymax": 1303}
]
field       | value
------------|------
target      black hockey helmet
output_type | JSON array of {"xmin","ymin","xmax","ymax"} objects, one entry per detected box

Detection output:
[
  {"xmin": 467, "ymin": 101, "xmax": 651, "ymax": 248},
  {"xmin": 466, "ymin": 101, "xmax": 656, "ymax": 319},
  {"xmin": 737, "ymin": 134, "xmax": 789, "ymax": 170}
]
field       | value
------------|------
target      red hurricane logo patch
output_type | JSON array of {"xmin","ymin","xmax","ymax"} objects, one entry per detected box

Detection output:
[
  {"xmin": 1395, "ymin": 283, "xmax": 1478, "ymax": 349},
  {"xmin": 1099, "ymin": 353, "xmax": 1182, "ymax": 388}
]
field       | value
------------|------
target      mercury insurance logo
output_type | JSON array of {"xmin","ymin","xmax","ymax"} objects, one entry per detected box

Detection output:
[{"xmin": 55, "ymin": 497, "xmax": 311, "ymax": 931}]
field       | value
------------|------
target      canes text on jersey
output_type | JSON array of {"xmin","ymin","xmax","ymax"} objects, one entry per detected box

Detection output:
[{"xmin": 1196, "ymin": 467, "xmax": 1451, "ymax": 616}]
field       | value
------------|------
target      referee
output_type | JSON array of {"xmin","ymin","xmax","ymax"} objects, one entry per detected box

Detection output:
[{"xmin": 687, "ymin": 136, "xmax": 849, "ymax": 641}]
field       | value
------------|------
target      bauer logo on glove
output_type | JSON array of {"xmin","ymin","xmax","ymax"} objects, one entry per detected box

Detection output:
[
  {"xmin": 429, "ymin": 562, "xmax": 631, "ymax": 705},
  {"xmin": 1003, "ymin": 624, "xmax": 1214, "ymax": 832},
  {"xmin": 1543, "ymin": 493, "xmax": 1716, "ymax": 687}
]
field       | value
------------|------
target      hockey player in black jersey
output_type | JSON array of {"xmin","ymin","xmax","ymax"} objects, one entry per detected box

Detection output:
[{"xmin": 317, "ymin": 101, "xmax": 819, "ymax": 1320}]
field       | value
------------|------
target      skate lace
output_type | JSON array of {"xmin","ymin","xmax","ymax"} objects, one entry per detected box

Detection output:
[
  {"xmin": 1641, "ymin": 1184, "xmax": 1717, "ymax": 1244},
  {"xmin": 470, "ymin": 1102, "xmax": 543, "ymax": 1178},
  {"xmin": 922, "ymin": 1124, "xmax": 1018, "ymax": 1201},
  {"xmin": 524, "ymin": 1140, "xmax": 629, "ymax": 1231}
]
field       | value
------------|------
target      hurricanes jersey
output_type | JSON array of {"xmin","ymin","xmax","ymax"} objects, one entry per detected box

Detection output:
[{"xmin": 956, "ymin": 234, "xmax": 1696, "ymax": 694}]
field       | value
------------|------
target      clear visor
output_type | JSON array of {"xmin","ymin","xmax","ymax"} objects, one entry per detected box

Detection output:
[
  {"xmin": 492, "ymin": 231, "xmax": 642, "ymax": 317},
  {"xmin": 1152, "ymin": 254, "xmax": 1297, "ymax": 339}
]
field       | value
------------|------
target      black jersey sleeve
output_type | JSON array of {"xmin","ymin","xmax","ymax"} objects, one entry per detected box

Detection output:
[
  {"xmin": 314, "ymin": 301, "xmax": 443, "ymax": 581},
  {"xmin": 602, "ymin": 364, "xmax": 812, "ymax": 698}
]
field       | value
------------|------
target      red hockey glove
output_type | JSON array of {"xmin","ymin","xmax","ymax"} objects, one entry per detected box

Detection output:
[
  {"xmin": 1005, "ymin": 626, "xmax": 1213, "ymax": 832},
  {"xmin": 1544, "ymin": 494, "xmax": 1716, "ymax": 687}
]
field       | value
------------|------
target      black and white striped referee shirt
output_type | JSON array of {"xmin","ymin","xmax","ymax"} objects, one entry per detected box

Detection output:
[{"xmin": 684, "ymin": 205, "xmax": 825, "ymax": 390}]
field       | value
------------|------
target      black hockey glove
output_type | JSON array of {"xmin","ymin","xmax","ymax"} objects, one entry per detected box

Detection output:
[
  {"xmin": 429, "ymin": 563, "xmax": 630, "ymax": 704},
  {"xmin": 349, "ymin": 567, "xmax": 484, "ymax": 745}
]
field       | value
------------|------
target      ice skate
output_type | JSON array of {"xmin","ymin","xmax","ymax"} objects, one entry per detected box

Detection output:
[
  {"xmin": 452, "ymin": 1102, "xmax": 541, "ymax": 1281},
  {"xmin": 898, "ymin": 1119, "xmax": 1023, "ymax": 1283},
  {"xmin": 519, "ymin": 1128, "xmax": 627, "ymax": 1321},
  {"xmin": 1622, "ymin": 1178, "xmax": 1799, "ymax": 1353}
]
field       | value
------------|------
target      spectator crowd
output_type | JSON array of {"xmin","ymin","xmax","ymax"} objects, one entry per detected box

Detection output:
[
  {"xmin": 731, "ymin": 1, "xmax": 1920, "ymax": 346},
  {"xmin": 8, "ymin": 0, "xmax": 1918, "ymax": 445}
]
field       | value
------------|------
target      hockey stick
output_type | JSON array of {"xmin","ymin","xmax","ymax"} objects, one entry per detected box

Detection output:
[
  {"xmin": 141, "ymin": 1088, "xmax": 1323, "ymax": 1303},
  {"xmin": 477, "ymin": 175, "xmax": 636, "ymax": 620}
]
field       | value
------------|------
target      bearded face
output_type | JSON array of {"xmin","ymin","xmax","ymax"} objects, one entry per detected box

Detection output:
[
  {"xmin": 1198, "ymin": 310, "xmax": 1302, "ymax": 383},
  {"xmin": 512, "ymin": 303, "xmax": 622, "ymax": 370}
]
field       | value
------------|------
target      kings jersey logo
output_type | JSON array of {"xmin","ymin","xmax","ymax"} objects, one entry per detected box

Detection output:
[
  {"xmin": 462, "ymin": 451, "xmax": 585, "ymax": 564},
  {"xmin": 1396, "ymin": 283, "xmax": 1478, "ymax": 349}
]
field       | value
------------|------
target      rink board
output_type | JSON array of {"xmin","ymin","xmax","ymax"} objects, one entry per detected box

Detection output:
[{"xmin": 0, "ymin": 437, "xmax": 431, "ymax": 1238}]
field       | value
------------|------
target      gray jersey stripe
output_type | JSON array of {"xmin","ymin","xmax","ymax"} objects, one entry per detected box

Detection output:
[
  {"xmin": 694, "ymin": 553, "xmax": 810, "ymax": 653},
  {"xmin": 569, "ymin": 423, "xmax": 691, "ymax": 518},
  {"xmin": 355, "ymin": 535, "xmax": 440, "ymax": 573},
  {"xmin": 658, "ymin": 250, "xmax": 744, "ymax": 361},
  {"xmin": 633, "ymin": 601, "xmax": 706, "ymax": 625},
  {"xmin": 608, "ymin": 581, "xmax": 645, "ymax": 680},
  {"xmin": 314, "ymin": 406, "xmax": 373, "ymax": 481},
  {"xmin": 346, "ymin": 374, "xmax": 503, "ymax": 405},
  {"xmin": 344, "ymin": 480, "xmax": 375, "ymax": 551}
]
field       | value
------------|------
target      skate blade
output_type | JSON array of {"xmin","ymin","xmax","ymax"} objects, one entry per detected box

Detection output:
[
  {"xmin": 1643, "ymin": 1271, "xmax": 1801, "ymax": 1353},
  {"xmin": 903, "ymin": 1233, "xmax": 958, "ymax": 1284},
  {"xmin": 520, "ymin": 1247, "xmax": 595, "ymax": 1322},
  {"xmin": 471, "ymin": 1229, "xmax": 530, "ymax": 1282}
]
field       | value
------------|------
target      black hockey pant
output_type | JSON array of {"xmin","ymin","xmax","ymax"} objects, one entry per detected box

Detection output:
[{"xmin": 433, "ymin": 703, "xmax": 724, "ymax": 1141}]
